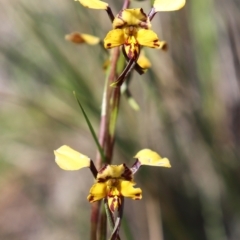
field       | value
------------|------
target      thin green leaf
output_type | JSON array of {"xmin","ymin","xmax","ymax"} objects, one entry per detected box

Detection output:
[{"xmin": 73, "ymin": 92, "xmax": 106, "ymax": 163}]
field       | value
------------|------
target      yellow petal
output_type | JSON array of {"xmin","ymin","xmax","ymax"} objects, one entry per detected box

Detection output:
[
  {"xmin": 87, "ymin": 182, "xmax": 107, "ymax": 202},
  {"xmin": 137, "ymin": 29, "xmax": 165, "ymax": 49},
  {"xmin": 137, "ymin": 51, "xmax": 151, "ymax": 69},
  {"xmin": 113, "ymin": 8, "xmax": 150, "ymax": 28},
  {"xmin": 54, "ymin": 145, "xmax": 90, "ymax": 170},
  {"xmin": 97, "ymin": 164, "xmax": 125, "ymax": 180},
  {"xmin": 65, "ymin": 32, "xmax": 100, "ymax": 45},
  {"xmin": 119, "ymin": 180, "xmax": 142, "ymax": 200},
  {"xmin": 153, "ymin": 0, "xmax": 186, "ymax": 12},
  {"xmin": 104, "ymin": 29, "xmax": 125, "ymax": 49},
  {"xmin": 134, "ymin": 149, "xmax": 171, "ymax": 168},
  {"xmin": 75, "ymin": 0, "xmax": 108, "ymax": 10}
]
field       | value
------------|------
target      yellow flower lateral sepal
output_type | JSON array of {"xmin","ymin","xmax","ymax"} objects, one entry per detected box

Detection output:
[
  {"xmin": 54, "ymin": 145, "xmax": 91, "ymax": 170},
  {"xmin": 75, "ymin": 0, "xmax": 108, "ymax": 10},
  {"xmin": 153, "ymin": 0, "xmax": 186, "ymax": 12},
  {"xmin": 87, "ymin": 164, "xmax": 142, "ymax": 212},
  {"xmin": 104, "ymin": 8, "xmax": 165, "ymax": 60},
  {"xmin": 134, "ymin": 149, "xmax": 171, "ymax": 168},
  {"xmin": 65, "ymin": 32, "xmax": 100, "ymax": 45},
  {"xmin": 137, "ymin": 51, "xmax": 151, "ymax": 70}
]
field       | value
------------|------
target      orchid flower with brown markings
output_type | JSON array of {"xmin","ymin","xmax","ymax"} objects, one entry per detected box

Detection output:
[
  {"xmin": 54, "ymin": 145, "xmax": 171, "ymax": 212},
  {"xmin": 75, "ymin": 0, "xmax": 185, "ymax": 87}
]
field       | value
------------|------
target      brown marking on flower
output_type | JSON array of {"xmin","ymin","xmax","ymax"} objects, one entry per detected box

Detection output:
[
  {"xmin": 140, "ymin": 8, "xmax": 147, "ymax": 20},
  {"xmin": 88, "ymin": 195, "xmax": 94, "ymax": 202},
  {"xmin": 98, "ymin": 176, "xmax": 111, "ymax": 183},
  {"xmin": 153, "ymin": 40, "xmax": 160, "ymax": 47},
  {"xmin": 98, "ymin": 164, "xmax": 108, "ymax": 173},
  {"xmin": 135, "ymin": 193, "xmax": 141, "ymax": 197},
  {"xmin": 153, "ymin": 39, "xmax": 161, "ymax": 48},
  {"xmin": 109, "ymin": 202, "xmax": 115, "ymax": 212},
  {"xmin": 108, "ymin": 196, "xmax": 121, "ymax": 212},
  {"xmin": 65, "ymin": 32, "xmax": 84, "ymax": 44},
  {"xmin": 107, "ymin": 43, "xmax": 112, "ymax": 47},
  {"xmin": 121, "ymin": 164, "xmax": 133, "ymax": 180},
  {"xmin": 161, "ymin": 42, "xmax": 168, "ymax": 51},
  {"xmin": 97, "ymin": 178, "xmax": 105, "ymax": 183},
  {"xmin": 114, "ymin": 10, "xmax": 126, "ymax": 28},
  {"xmin": 133, "ymin": 49, "xmax": 138, "ymax": 59}
]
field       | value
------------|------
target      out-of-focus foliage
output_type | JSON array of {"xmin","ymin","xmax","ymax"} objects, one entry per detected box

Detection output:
[{"xmin": 0, "ymin": 0, "xmax": 240, "ymax": 240}]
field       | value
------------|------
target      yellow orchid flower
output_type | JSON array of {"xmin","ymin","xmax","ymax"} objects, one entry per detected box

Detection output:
[
  {"xmin": 74, "ymin": 0, "xmax": 185, "ymax": 86},
  {"xmin": 104, "ymin": 8, "xmax": 165, "ymax": 60},
  {"xmin": 65, "ymin": 32, "xmax": 100, "ymax": 45},
  {"xmin": 88, "ymin": 164, "xmax": 142, "ymax": 212},
  {"xmin": 54, "ymin": 146, "xmax": 170, "ymax": 212}
]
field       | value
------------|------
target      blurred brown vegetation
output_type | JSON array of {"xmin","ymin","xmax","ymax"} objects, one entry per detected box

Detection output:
[{"xmin": 0, "ymin": 0, "xmax": 240, "ymax": 239}]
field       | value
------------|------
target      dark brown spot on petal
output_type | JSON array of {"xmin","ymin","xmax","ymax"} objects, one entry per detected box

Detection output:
[
  {"xmin": 134, "ymin": 49, "xmax": 138, "ymax": 59},
  {"xmin": 161, "ymin": 42, "xmax": 168, "ymax": 51},
  {"xmin": 98, "ymin": 176, "xmax": 110, "ymax": 183},
  {"xmin": 97, "ymin": 178, "xmax": 105, "ymax": 183},
  {"xmin": 153, "ymin": 39, "xmax": 159, "ymax": 43},
  {"xmin": 140, "ymin": 8, "xmax": 147, "ymax": 19},
  {"xmin": 135, "ymin": 193, "xmax": 141, "ymax": 197},
  {"xmin": 65, "ymin": 32, "xmax": 84, "ymax": 44},
  {"xmin": 88, "ymin": 196, "xmax": 94, "ymax": 202},
  {"xmin": 107, "ymin": 43, "xmax": 112, "ymax": 47},
  {"xmin": 121, "ymin": 163, "xmax": 133, "ymax": 180}
]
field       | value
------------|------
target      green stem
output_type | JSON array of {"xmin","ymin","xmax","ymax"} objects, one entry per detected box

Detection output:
[
  {"xmin": 92, "ymin": 0, "xmax": 131, "ymax": 238},
  {"xmin": 91, "ymin": 47, "xmax": 121, "ymax": 240}
]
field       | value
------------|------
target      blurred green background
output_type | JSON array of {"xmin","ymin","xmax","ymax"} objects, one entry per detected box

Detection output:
[{"xmin": 0, "ymin": 0, "xmax": 240, "ymax": 239}]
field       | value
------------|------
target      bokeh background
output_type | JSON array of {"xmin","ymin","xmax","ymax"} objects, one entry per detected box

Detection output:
[{"xmin": 1, "ymin": 0, "xmax": 240, "ymax": 239}]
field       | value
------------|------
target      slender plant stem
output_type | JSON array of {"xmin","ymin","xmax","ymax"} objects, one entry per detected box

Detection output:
[
  {"xmin": 91, "ymin": 47, "xmax": 121, "ymax": 240},
  {"xmin": 122, "ymin": 0, "xmax": 130, "ymax": 9},
  {"xmin": 91, "ymin": 202, "xmax": 101, "ymax": 240},
  {"xmin": 91, "ymin": 0, "xmax": 131, "ymax": 239}
]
